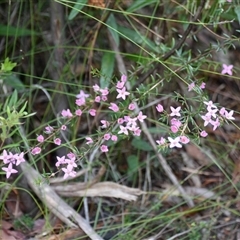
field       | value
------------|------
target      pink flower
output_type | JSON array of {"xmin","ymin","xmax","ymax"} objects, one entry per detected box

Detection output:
[
  {"xmin": 101, "ymin": 95, "xmax": 108, "ymax": 101},
  {"xmin": 170, "ymin": 106, "xmax": 181, "ymax": 117},
  {"xmin": 61, "ymin": 109, "xmax": 73, "ymax": 118},
  {"xmin": 117, "ymin": 118, "xmax": 124, "ymax": 124},
  {"xmin": 109, "ymin": 103, "xmax": 119, "ymax": 112},
  {"xmin": 168, "ymin": 137, "xmax": 182, "ymax": 148},
  {"xmin": 2, "ymin": 163, "xmax": 18, "ymax": 179},
  {"xmin": 156, "ymin": 104, "xmax": 164, "ymax": 113},
  {"xmin": 62, "ymin": 165, "xmax": 76, "ymax": 179},
  {"xmin": 61, "ymin": 125, "xmax": 67, "ymax": 131},
  {"xmin": 15, "ymin": 152, "xmax": 25, "ymax": 166},
  {"xmin": 86, "ymin": 137, "xmax": 93, "ymax": 145},
  {"xmin": 75, "ymin": 109, "xmax": 82, "ymax": 116},
  {"xmin": 221, "ymin": 64, "xmax": 233, "ymax": 75},
  {"xmin": 118, "ymin": 125, "xmax": 128, "ymax": 135},
  {"xmin": 171, "ymin": 118, "xmax": 182, "ymax": 128},
  {"xmin": 180, "ymin": 136, "xmax": 190, "ymax": 144},
  {"xmin": 156, "ymin": 137, "xmax": 166, "ymax": 145},
  {"xmin": 206, "ymin": 108, "xmax": 218, "ymax": 118},
  {"xmin": 75, "ymin": 98, "xmax": 86, "ymax": 106},
  {"xmin": 201, "ymin": 114, "xmax": 212, "ymax": 127},
  {"xmin": 219, "ymin": 107, "xmax": 226, "ymax": 116},
  {"xmin": 170, "ymin": 125, "xmax": 179, "ymax": 133},
  {"xmin": 200, "ymin": 82, "xmax": 206, "ymax": 89},
  {"xmin": 111, "ymin": 135, "xmax": 118, "ymax": 142},
  {"xmin": 56, "ymin": 156, "xmax": 66, "ymax": 167},
  {"xmin": 93, "ymin": 84, "xmax": 100, "ymax": 92},
  {"xmin": 66, "ymin": 158, "xmax": 77, "ymax": 168},
  {"xmin": 116, "ymin": 87, "xmax": 130, "ymax": 100},
  {"xmin": 45, "ymin": 126, "xmax": 54, "ymax": 134},
  {"xmin": 95, "ymin": 96, "xmax": 101, "ymax": 102},
  {"xmin": 121, "ymin": 74, "xmax": 127, "ymax": 82},
  {"xmin": 204, "ymin": 100, "xmax": 217, "ymax": 110},
  {"xmin": 128, "ymin": 103, "xmax": 135, "ymax": 110},
  {"xmin": 89, "ymin": 109, "xmax": 96, "ymax": 116},
  {"xmin": 37, "ymin": 135, "xmax": 44, "ymax": 143},
  {"xmin": 210, "ymin": 118, "xmax": 220, "ymax": 131},
  {"xmin": 116, "ymin": 81, "xmax": 125, "ymax": 89},
  {"xmin": 67, "ymin": 152, "xmax": 76, "ymax": 160},
  {"xmin": 100, "ymin": 88, "xmax": 109, "ymax": 96},
  {"xmin": 126, "ymin": 117, "xmax": 137, "ymax": 127},
  {"xmin": 54, "ymin": 138, "xmax": 61, "ymax": 145},
  {"xmin": 225, "ymin": 110, "xmax": 235, "ymax": 120},
  {"xmin": 31, "ymin": 147, "xmax": 41, "ymax": 155},
  {"xmin": 100, "ymin": 145, "xmax": 108, "ymax": 152},
  {"xmin": 137, "ymin": 111, "xmax": 147, "ymax": 122},
  {"xmin": 133, "ymin": 127, "xmax": 141, "ymax": 136},
  {"xmin": 104, "ymin": 133, "xmax": 111, "ymax": 140},
  {"xmin": 101, "ymin": 120, "xmax": 110, "ymax": 128},
  {"xmin": 0, "ymin": 150, "xmax": 10, "ymax": 164},
  {"xmin": 76, "ymin": 90, "xmax": 89, "ymax": 99},
  {"xmin": 6, "ymin": 152, "xmax": 17, "ymax": 165},
  {"xmin": 200, "ymin": 131, "xmax": 208, "ymax": 137},
  {"xmin": 188, "ymin": 82, "xmax": 195, "ymax": 91}
]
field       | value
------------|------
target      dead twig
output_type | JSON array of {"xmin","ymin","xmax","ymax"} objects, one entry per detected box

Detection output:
[
  {"xmin": 53, "ymin": 181, "xmax": 144, "ymax": 201},
  {"xmin": 20, "ymin": 161, "xmax": 104, "ymax": 240}
]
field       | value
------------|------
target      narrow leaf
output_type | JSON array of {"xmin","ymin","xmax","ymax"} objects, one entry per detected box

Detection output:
[
  {"xmin": 127, "ymin": 0, "xmax": 159, "ymax": 13},
  {"xmin": 118, "ymin": 26, "xmax": 159, "ymax": 53},
  {"xmin": 0, "ymin": 25, "xmax": 37, "ymax": 36},
  {"xmin": 68, "ymin": 0, "xmax": 87, "ymax": 20},
  {"xmin": 107, "ymin": 14, "xmax": 119, "ymax": 46},
  {"xmin": 131, "ymin": 138, "xmax": 153, "ymax": 151},
  {"xmin": 100, "ymin": 52, "xmax": 115, "ymax": 88}
]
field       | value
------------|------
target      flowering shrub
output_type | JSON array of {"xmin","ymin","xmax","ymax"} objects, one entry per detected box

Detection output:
[
  {"xmin": 0, "ymin": 70, "xmax": 236, "ymax": 179},
  {"xmin": 0, "ymin": 1, "xmax": 237, "ymax": 182}
]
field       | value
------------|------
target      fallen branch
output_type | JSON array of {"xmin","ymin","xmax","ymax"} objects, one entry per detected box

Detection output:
[
  {"xmin": 53, "ymin": 181, "xmax": 144, "ymax": 201},
  {"xmin": 20, "ymin": 161, "xmax": 103, "ymax": 240}
]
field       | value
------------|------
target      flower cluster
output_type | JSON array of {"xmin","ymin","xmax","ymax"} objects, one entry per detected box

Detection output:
[
  {"xmin": 201, "ymin": 100, "xmax": 235, "ymax": 131},
  {"xmin": 156, "ymin": 105, "xmax": 190, "ymax": 148},
  {"xmin": 0, "ymin": 150, "xmax": 25, "ymax": 178},
  {"xmin": 55, "ymin": 152, "xmax": 77, "ymax": 179},
  {"xmin": 85, "ymin": 75, "xmax": 144, "ymax": 152}
]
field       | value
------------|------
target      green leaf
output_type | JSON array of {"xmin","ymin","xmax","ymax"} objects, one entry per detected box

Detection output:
[
  {"xmin": 127, "ymin": 0, "xmax": 159, "ymax": 13},
  {"xmin": 19, "ymin": 101, "xmax": 28, "ymax": 114},
  {"xmin": 127, "ymin": 155, "xmax": 139, "ymax": 180},
  {"xmin": 3, "ymin": 74, "xmax": 25, "ymax": 90},
  {"xmin": 0, "ymin": 25, "xmax": 37, "ymax": 36},
  {"xmin": 234, "ymin": 6, "xmax": 240, "ymax": 25},
  {"xmin": 118, "ymin": 26, "xmax": 159, "ymax": 53},
  {"xmin": 68, "ymin": 0, "xmax": 87, "ymax": 20},
  {"xmin": 131, "ymin": 138, "xmax": 153, "ymax": 151},
  {"xmin": 107, "ymin": 14, "xmax": 119, "ymax": 46},
  {"xmin": 1, "ymin": 58, "xmax": 16, "ymax": 72},
  {"xmin": 100, "ymin": 52, "xmax": 115, "ymax": 88},
  {"xmin": 8, "ymin": 90, "xmax": 18, "ymax": 108}
]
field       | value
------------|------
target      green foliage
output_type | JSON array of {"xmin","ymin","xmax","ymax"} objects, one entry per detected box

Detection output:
[
  {"xmin": 127, "ymin": 0, "xmax": 160, "ymax": 13},
  {"xmin": 1, "ymin": 58, "xmax": 16, "ymax": 72},
  {"xmin": 100, "ymin": 52, "xmax": 115, "ymax": 88},
  {"xmin": 68, "ymin": 0, "xmax": 88, "ymax": 20},
  {"xmin": 107, "ymin": 14, "xmax": 119, "ymax": 47},
  {"xmin": 131, "ymin": 138, "xmax": 153, "ymax": 151},
  {"xmin": 13, "ymin": 215, "xmax": 34, "ymax": 233},
  {"xmin": 127, "ymin": 154, "xmax": 139, "ymax": 181},
  {"xmin": 118, "ymin": 26, "xmax": 159, "ymax": 53},
  {"xmin": 0, "ymin": 25, "xmax": 37, "ymax": 36}
]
